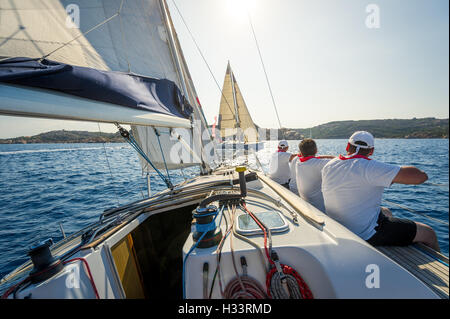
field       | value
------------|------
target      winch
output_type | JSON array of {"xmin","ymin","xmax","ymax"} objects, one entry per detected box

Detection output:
[
  {"xmin": 192, "ymin": 205, "xmax": 222, "ymax": 248},
  {"xmin": 27, "ymin": 238, "xmax": 64, "ymax": 284}
]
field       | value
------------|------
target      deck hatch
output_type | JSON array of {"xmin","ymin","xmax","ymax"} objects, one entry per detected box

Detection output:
[{"xmin": 236, "ymin": 211, "xmax": 289, "ymax": 235}]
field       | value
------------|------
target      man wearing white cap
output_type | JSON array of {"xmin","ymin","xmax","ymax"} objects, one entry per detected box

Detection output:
[
  {"xmin": 321, "ymin": 131, "xmax": 440, "ymax": 251},
  {"xmin": 268, "ymin": 140, "xmax": 296, "ymax": 189}
]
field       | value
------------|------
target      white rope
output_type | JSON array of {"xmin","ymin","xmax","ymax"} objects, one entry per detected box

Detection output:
[{"xmin": 269, "ymin": 272, "xmax": 303, "ymax": 299}]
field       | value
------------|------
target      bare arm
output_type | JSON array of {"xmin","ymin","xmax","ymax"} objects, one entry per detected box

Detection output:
[
  {"xmin": 289, "ymin": 154, "xmax": 297, "ymax": 162},
  {"xmin": 391, "ymin": 166, "xmax": 428, "ymax": 185}
]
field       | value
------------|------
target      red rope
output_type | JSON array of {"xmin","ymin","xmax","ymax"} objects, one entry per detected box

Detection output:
[
  {"xmin": 1, "ymin": 277, "xmax": 30, "ymax": 299},
  {"xmin": 241, "ymin": 203, "xmax": 274, "ymax": 266},
  {"xmin": 1, "ymin": 257, "xmax": 99, "ymax": 299},
  {"xmin": 64, "ymin": 257, "xmax": 100, "ymax": 299},
  {"xmin": 241, "ymin": 203, "xmax": 313, "ymax": 299}
]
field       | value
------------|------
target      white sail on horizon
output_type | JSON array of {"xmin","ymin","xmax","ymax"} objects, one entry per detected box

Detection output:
[{"xmin": 218, "ymin": 62, "xmax": 259, "ymax": 143}]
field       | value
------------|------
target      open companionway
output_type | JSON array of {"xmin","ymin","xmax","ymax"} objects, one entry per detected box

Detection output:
[{"xmin": 110, "ymin": 204, "xmax": 197, "ymax": 299}]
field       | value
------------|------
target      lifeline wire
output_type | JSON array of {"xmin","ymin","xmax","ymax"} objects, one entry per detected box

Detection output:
[{"xmin": 383, "ymin": 199, "xmax": 449, "ymax": 226}]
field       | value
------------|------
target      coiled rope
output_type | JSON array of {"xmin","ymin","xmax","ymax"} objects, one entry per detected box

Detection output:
[
  {"xmin": 266, "ymin": 262, "xmax": 313, "ymax": 299},
  {"xmin": 224, "ymin": 275, "xmax": 267, "ymax": 299},
  {"xmin": 241, "ymin": 203, "xmax": 313, "ymax": 299}
]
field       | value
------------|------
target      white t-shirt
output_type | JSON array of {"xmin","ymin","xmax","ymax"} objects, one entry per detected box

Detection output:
[
  {"xmin": 295, "ymin": 157, "xmax": 331, "ymax": 212},
  {"xmin": 289, "ymin": 157, "xmax": 299, "ymax": 195},
  {"xmin": 321, "ymin": 156, "xmax": 401, "ymax": 240},
  {"xmin": 269, "ymin": 151, "xmax": 292, "ymax": 184}
]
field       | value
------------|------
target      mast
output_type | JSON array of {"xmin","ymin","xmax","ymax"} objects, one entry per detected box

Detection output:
[
  {"xmin": 228, "ymin": 63, "xmax": 241, "ymax": 142},
  {"xmin": 159, "ymin": 0, "xmax": 190, "ymax": 111},
  {"xmin": 159, "ymin": 0, "xmax": 210, "ymax": 173}
]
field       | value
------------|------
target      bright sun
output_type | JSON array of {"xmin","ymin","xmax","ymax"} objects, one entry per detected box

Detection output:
[{"xmin": 224, "ymin": 0, "xmax": 258, "ymax": 19}]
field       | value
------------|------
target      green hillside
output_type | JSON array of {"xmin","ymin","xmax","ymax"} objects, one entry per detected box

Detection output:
[
  {"xmin": 0, "ymin": 118, "xmax": 448, "ymax": 144},
  {"xmin": 278, "ymin": 118, "xmax": 448, "ymax": 140},
  {"xmin": 0, "ymin": 130, "xmax": 123, "ymax": 144}
]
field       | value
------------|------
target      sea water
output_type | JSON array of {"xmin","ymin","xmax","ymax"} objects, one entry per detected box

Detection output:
[{"xmin": 0, "ymin": 139, "xmax": 448, "ymax": 278}]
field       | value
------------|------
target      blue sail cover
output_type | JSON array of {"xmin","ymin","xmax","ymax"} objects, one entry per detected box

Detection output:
[{"xmin": 0, "ymin": 57, "xmax": 193, "ymax": 120}]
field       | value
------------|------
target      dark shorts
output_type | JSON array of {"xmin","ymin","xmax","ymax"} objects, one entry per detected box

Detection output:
[{"xmin": 366, "ymin": 210, "xmax": 417, "ymax": 246}]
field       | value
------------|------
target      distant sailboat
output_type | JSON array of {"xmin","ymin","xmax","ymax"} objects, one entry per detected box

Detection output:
[{"xmin": 216, "ymin": 62, "xmax": 264, "ymax": 151}]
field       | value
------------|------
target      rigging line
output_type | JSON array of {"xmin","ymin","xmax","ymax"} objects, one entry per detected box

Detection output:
[
  {"xmin": 170, "ymin": 0, "xmax": 236, "ymax": 118},
  {"xmin": 382, "ymin": 199, "xmax": 449, "ymax": 226},
  {"xmin": 116, "ymin": 124, "xmax": 173, "ymax": 189},
  {"xmin": 135, "ymin": 176, "xmax": 146, "ymax": 199},
  {"xmin": 154, "ymin": 128, "xmax": 172, "ymax": 183},
  {"xmin": 97, "ymin": 123, "xmax": 120, "ymax": 207},
  {"xmin": 180, "ymin": 167, "xmax": 187, "ymax": 181},
  {"xmin": 129, "ymin": 136, "xmax": 172, "ymax": 188},
  {"xmin": 41, "ymin": 0, "xmax": 125, "ymax": 60},
  {"xmin": 246, "ymin": 9, "xmax": 282, "ymax": 129}
]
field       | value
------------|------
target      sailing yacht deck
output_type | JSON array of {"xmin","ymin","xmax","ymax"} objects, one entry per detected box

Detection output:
[{"xmin": 376, "ymin": 244, "xmax": 449, "ymax": 299}]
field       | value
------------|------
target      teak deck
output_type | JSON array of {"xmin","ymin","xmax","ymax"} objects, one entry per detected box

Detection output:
[{"xmin": 377, "ymin": 244, "xmax": 449, "ymax": 299}]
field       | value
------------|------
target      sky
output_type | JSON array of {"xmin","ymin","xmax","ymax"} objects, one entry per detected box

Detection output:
[{"xmin": 0, "ymin": 0, "xmax": 448, "ymax": 138}]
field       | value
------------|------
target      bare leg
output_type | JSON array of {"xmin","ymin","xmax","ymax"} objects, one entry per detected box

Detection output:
[
  {"xmin": 380, "ymin": 207, "xmax": 393, "ymax": 217},
  {"xmin": 413, "ymin": 222, "xmax": 440, "ymax": 252}
]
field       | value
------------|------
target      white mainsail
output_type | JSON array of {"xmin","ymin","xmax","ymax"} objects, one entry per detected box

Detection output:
[
  {"xmin": 0, "ymin": 0, "xmax": 214, "ymax": 172},
  {"xmin": 131, "ymin": 0, "xmax": 216, "ymax": 172},
  {"xmin": 218, "ymin": 62, "xmax": 259, "ymax": 143}
]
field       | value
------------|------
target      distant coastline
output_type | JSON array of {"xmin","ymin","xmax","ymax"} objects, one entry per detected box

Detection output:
[
  {"xmin": 0, "ymin": 117, "xmax": 448, "ymax": 144},
  {"xmin": 266, "ymin": 117, "xmax": 448, "ymax": 140},
  {"xmin": 0, "ymin": 130, "xmax": 124, "ymax": 144}
]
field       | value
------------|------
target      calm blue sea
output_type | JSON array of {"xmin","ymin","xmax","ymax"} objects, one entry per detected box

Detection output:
[{"xmin": 0, "ymin": 139, "xmax": 448, "ymax": 279}]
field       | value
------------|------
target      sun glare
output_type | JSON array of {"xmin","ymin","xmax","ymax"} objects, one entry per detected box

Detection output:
[{"xmin": 224, "ymin": 0, "xmax": 258, "ymax": 20}]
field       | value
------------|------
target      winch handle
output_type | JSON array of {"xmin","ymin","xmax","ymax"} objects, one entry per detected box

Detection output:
[{"xmin": 236, "ymin": 166, "xmax": 247, "ymax": 197}]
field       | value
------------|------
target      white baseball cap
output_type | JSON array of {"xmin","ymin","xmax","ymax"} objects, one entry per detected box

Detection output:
[
  {"xmin": 278, "ymin": 140, "xmax": 288, "ymax": 148},
  {"xmin": 348, "ymin": 131, "xmax": 374, "ymax": 148}
]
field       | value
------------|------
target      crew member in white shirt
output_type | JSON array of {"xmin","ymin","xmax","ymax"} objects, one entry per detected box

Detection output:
[
  {"xmin": 288, "ymin": 157, "xmax": 299, "ymax": 195},
  {"xmin": 321, "ymin": 131, "xmax": 439, "ymax": 251},
  {"xmin": 268, "ymin": 140, "xmax": 296, "ymax": 189},
  {"xmin": 295, "ymin": 139, "xmax": 335, "ymax": 212}
]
